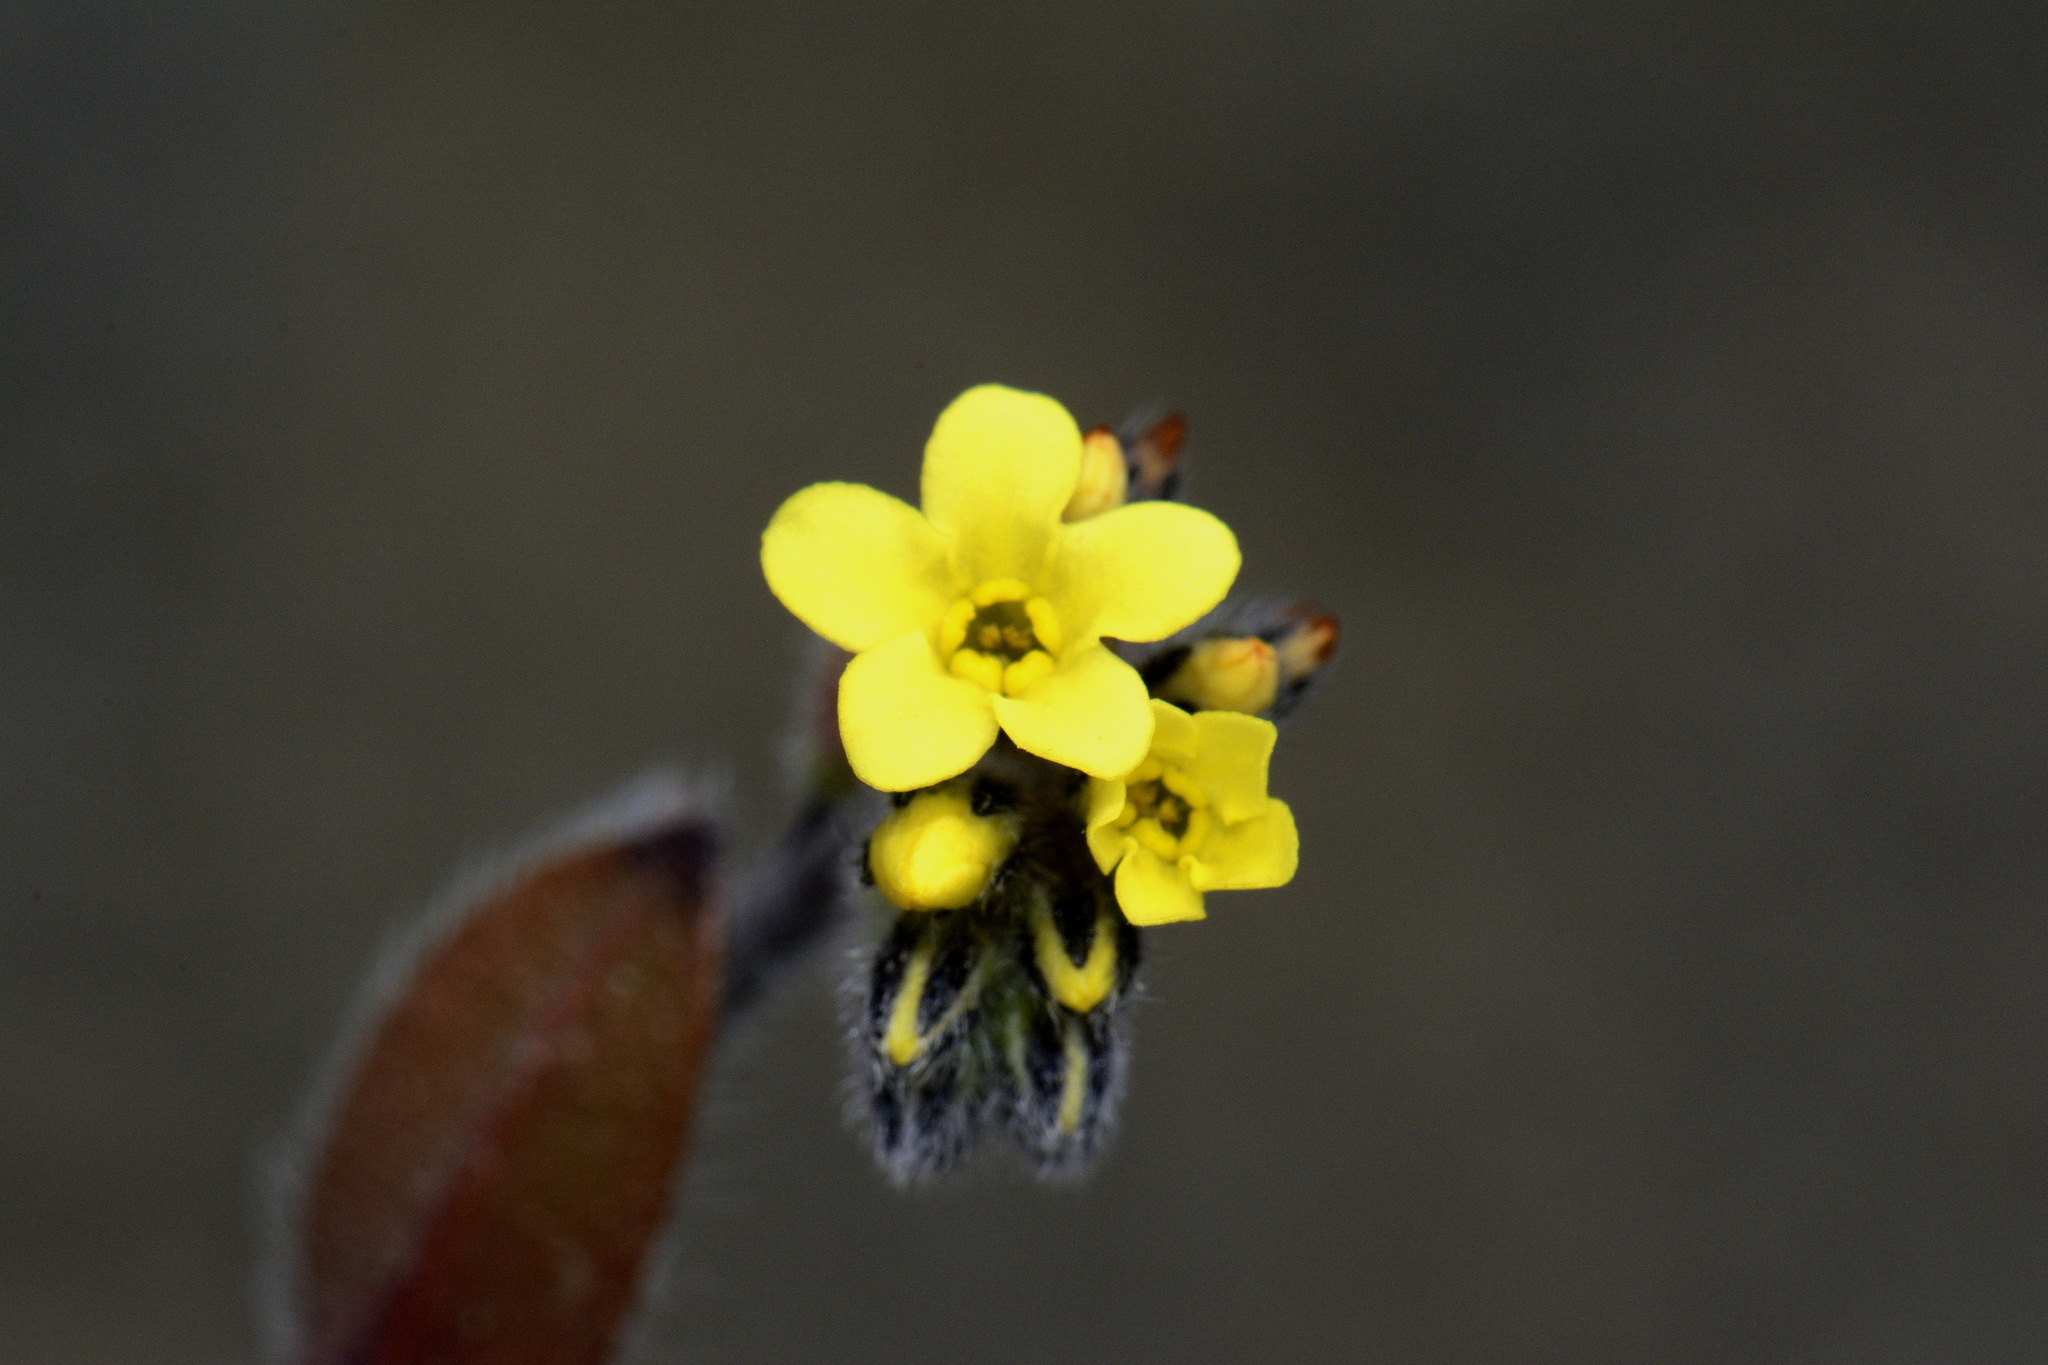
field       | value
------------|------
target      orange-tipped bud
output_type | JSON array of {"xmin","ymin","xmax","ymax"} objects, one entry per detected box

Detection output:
[
  {"xmin": 1161, "ymin": 636, "xmax": 1280, "ymax": 714},
  {"xmin": 1063, "ymin": 427, "xmax": 1130, "ymax": 521},
  {"xmin": 1127, "ymin": 413, "xmax": 1186, "ymax": 500},
  {"xmin": 1274, "ymin": 607, "xmax": 1339, "ymax": 689}
]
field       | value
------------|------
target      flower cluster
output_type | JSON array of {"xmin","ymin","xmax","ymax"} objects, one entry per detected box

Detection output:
[{"xmin": 762, "ymin": 385, "xmax": 1335, "ymax": 1180}]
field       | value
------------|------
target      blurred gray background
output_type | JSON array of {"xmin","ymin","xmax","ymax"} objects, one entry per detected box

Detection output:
[{"xmin": 5, "ymin": 6, "xmax": 2047, "ymax": 1362}]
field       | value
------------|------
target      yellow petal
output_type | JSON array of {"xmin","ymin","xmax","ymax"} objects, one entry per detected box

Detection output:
[
  {"xmin": 1083, "ymin": 775, "xmax": 1128, "ymax": 836},
  {"xmin": 1185, "ymin": 709, "xmax": 1278, "ymax": 823},
  {"xmin": 839, "ymin": 630, "xmax": 999, "ymax": 791},
  {"xmin": 1113, "ymin": 844, "xmax": 1206, "ymax": 925},
  {"xmin": 1086, "ymin": 818, "xmax": 1129, "ymax": 875},
  {"xmin": 1144, "ymin": 698, "xmax": 1200, "ymax": 765},
  {"xmin": 920, "ymin": 385, "xmax": 1081, "ymax": 582},
  {"xmin": 1186, "ymin": 799, "xmax": 1298, "ymax": 892},
  {"xmin": 762, "ymin": 482, "xmax": 953, "ymax": 652},
  {"xmin": 1084, "ymin": 776, "xmax": 1130, "ymax": 873},
  {"xmin": 1049, "ymin": 499, "xmax": 1240, "ymax": 643},
  {"xmin": 990, "ymin": 642, "xmax": 1153, "ymax": 779}
]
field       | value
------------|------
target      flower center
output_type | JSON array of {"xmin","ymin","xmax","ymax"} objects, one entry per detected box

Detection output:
[
  {"xmin": 1115, "ymin": 758, "xmax": 1211, "ymax": 861},
  {"xmin": 965, "ymin": 600, "xmax": 1039, "ymax": 661},
  {"xmin": 939, "ymin": 578, "xmax": 1064, "ymax": 697}
]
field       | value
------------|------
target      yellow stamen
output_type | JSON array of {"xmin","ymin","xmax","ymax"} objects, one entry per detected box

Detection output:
[
  {"xmin": 1132, "ymin": 819, "xmax": 1181, "ymax": 861},
  {"xmin": 1160, "ymin": 766, "xmax": 1208, "ymax": 809},
  {"xmin": 938, "ymin": 598, "xmax": 976, "ymax": 656},
  {"xmin": 1114, "ymin": 756, "xmax": 1216, "ymax": 861},
  {"xmin": 948, "ymin": 648, "xmax": 1005, "ymax": 693},
  {"xmin": 1002, "ymin": 649, "xmax": 1056, "ymax": 696},
  {"xmin": 1023, "ymin": 597, "xmax": 1064, "ymax": 655},
  {"xmin": 944, "ymin": 583, "xmax": 1066, "ymax": 697}
]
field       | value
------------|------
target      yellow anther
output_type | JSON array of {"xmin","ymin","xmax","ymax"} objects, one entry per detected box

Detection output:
[
  {"xmin": 1131, "ymin": 819, "xmax": 1182, "ymax": 861},
  {"xmin": 948, "ymin": 648, "xmax": 1005, "ymax": 693},
  {"xmin": 1031, "ymin": 901, "xmax": 1120, "ymax": 1014},
  {"xmin": 1002, "ymin": 649, "xmax": 1056, "ymax": 696},
  {"xmin": 943, "ymin": 584, "xmax": 1065, "ymax": 697},
  {"xmin": 868, "ymin": 785, "xmax": 1019, "ymax": 912},
  {"xmin": 1112, "ymin": 754, "xmax": 1215, "ymax": 862},
  {"xmin": 970, "ymin": 578, "xmax": 1033, "ymax": 607},
  {"xmin": 1062, "ymin": 427, "xmax": 1129, "ymax": 522},
  {"xmin": 1162, "ymin": 636, "xmax": 1280, "ymax": 715},
  {"xmin": 1022, "ymin": 596, "xmax": 1064, "ymax": 655},
  {"xmin": 938, "ymin": 598, "xmax": 976, "ymax": 656},
  {"xmin": 1160, "ymin": 766, "xmax": 1208, "ymax": 809}
]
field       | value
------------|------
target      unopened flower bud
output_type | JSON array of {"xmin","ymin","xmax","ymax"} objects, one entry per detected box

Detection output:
[
  {"xmin": 1062, "ymin": 427, "xmax": 1129, "ymax": 521},
  {"xmin": 1273, "ymin": 606, "xmax": 1339, "ymax": 691},
  {"xmin": 1160, "ymin": 636, "xmax": 1280, "ymax": 714},
  {"xmin": 1122, "ymin": 412, "xmax": 1186, "ymax": 501},
  {"xmin": 867, "ymin": 785, "xmax": 1018, "ymax": 912}
]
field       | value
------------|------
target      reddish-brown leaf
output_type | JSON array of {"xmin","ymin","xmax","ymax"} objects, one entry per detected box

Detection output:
[{"xmin": 288, "ymin": 791, "xmax": 722, "ymax": 1365}]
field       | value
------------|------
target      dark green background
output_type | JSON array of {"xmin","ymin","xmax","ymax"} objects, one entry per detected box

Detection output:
[{"xmin": 5, "ymin": 7, "xmax": 2046, "ymax": 1362}]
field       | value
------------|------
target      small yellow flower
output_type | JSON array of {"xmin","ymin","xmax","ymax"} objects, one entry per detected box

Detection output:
[
  {"xmin": 1085, "ymin": 700, "xmax": 1298, "ymax": 925},
  {"xmin": 762, "ymin": 385, "xmax": 1241, "ymax": 791},
  {"xmin": 868, "ymin": 783, "xmax": 1018, "ymax": 912}
]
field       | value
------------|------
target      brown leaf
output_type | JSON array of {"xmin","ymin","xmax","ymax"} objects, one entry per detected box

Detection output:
[{"xmin": 285, "ymin": 784, "xmax": 722, "ymax": 1365}]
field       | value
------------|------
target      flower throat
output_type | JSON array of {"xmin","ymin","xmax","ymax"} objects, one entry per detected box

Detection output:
[{"xmin": 940, "ymin": 578, "xmax": 1063, "ymax": 697}]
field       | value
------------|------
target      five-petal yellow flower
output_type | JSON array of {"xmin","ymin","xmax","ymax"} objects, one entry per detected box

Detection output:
[
  {"xmin": 762, "ymin": 385, "xmax": 1241, "ymax": 791},
  {"xmin": 1085, "ymin": 700, "xmax": 1298, "ymax": 925}
]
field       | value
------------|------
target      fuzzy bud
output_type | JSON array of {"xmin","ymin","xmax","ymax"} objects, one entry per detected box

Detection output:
[{"xmin": 867, "ymin": 786, "xmax": 1018, "ymax": 911}]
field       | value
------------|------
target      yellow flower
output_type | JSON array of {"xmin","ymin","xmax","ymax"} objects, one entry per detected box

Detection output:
[
  {"xmin": 761, "ymin": 385, "xmax": 1241, "ymax": 791},
  {"xmin": 1084, "ymin": 699, "xmax": 1298, "ymax": 925}
]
